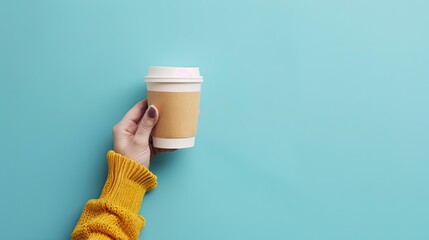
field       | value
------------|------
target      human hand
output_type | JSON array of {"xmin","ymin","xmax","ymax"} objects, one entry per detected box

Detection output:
[{"xmin": 113, "ymin": 99, "xmax": 172, "ymax": 168}]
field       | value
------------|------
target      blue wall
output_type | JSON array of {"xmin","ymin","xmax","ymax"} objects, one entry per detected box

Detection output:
[{"xmin": 1, "ymin": 0, "xmax": 428, "ymax": 239}]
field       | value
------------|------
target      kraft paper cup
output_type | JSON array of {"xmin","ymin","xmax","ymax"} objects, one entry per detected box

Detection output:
[{"xmin": 145, "ymin": 66, "xmax": 203, "ymax": 149}]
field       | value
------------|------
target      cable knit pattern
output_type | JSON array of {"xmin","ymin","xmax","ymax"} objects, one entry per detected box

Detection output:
[{"xmin": 72, "ymin": 150, "xmax": 157, "ymax": 240}]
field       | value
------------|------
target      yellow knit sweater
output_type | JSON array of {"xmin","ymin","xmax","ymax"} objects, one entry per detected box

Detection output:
[{"xmin": 72, "ymin": 150, "xmax": 158, "ymax": 240}]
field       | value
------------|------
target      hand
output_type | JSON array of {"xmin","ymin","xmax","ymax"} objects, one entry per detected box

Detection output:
[{"xmin": 113, "ymin": 99, "xmax": 172, "ymax": 168}]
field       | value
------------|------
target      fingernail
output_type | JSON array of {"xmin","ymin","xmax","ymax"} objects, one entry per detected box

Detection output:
[{"xmin": 148, "ymin": 105, "xmax": 156, "ymax": 118}]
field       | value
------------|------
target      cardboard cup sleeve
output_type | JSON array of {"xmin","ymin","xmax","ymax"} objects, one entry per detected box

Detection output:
[{"xmin": 147, "ymin": 91, "xmax": 200, "ymax": 138}]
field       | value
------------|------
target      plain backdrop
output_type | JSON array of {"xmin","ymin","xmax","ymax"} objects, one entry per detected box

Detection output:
[{"xmin": 1, "ymin": 0, "xmax": 428, "ymax": 239}]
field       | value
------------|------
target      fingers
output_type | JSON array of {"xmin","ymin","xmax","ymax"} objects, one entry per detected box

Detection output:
[
  {"xmin": 121, "ymin": 100, "xmax": 148, "ymax": 124},
  {"xmin": 135, "ymin": 105, "xmax": 159, "ymax": 145}
]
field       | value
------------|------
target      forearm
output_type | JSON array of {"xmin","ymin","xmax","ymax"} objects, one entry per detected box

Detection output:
[{"xmin": 72, "ymin": 151, "xmax": 157, "ymax": 240}]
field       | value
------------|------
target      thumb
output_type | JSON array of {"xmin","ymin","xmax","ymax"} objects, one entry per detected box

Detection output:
[{"xmin": 135, "ymin": 105, "xmax": 159, "ymax": 144}]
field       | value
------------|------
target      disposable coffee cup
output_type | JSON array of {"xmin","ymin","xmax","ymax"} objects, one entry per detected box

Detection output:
[{"xmin": 145, "ymin": 66, "xmax": 203, "ymax": 149}]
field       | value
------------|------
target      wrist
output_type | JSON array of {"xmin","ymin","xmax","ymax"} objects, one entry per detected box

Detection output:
[
  {"xmin": 114, "ymin": 145, "xmax": 151, "ymax": 168},
  {"xmin": 99, "ymin": 150, "xmax": 157, "ymax": 213}
]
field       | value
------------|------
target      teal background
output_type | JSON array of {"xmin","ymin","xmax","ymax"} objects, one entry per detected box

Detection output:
[{"xmin": 1, "ymin": 0, "xmax": 428, "ymax": 239}]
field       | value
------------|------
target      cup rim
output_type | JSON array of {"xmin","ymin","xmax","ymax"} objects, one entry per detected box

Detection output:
[{"xmin": 145, "ymin": 77, "xmax": 203, "ymax": 83}]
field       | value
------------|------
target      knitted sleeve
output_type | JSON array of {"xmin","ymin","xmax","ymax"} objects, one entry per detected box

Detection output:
[{"xmin": 71, "ymin": 150, "xmax": 157, "ymax": 240}]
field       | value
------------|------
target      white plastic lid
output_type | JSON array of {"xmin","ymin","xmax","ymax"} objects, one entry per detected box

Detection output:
[{"xmin": 145, "ymin": 66, "xmax": 203, "ymax": 83}]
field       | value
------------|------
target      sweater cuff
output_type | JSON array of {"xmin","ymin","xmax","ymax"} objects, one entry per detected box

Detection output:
[{"xmin": 99, "ymin": 150, "xmax": 158, "ymax": 213}]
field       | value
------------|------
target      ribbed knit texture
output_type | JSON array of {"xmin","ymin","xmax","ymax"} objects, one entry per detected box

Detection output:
[{"xmin": 72, "ymin": 150, "xmax": 157, "ymax": 240}]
